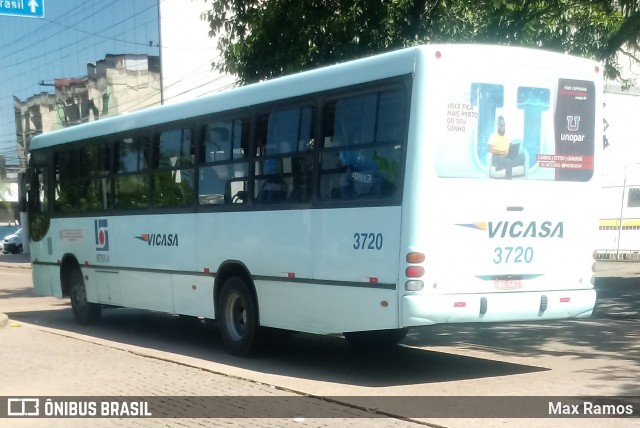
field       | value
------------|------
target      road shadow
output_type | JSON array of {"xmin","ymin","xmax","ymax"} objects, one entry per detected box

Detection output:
[
  {"xmin": 594, "ymin": 276, "xmax": 640, "ymax": 320},
  {"xmin": 7, "ymin": 305, "xmax": 546, "ymax": 388},
  {"xmin": 5, "ymin": 276, "xmax": 638, "ymax": 389},
  {"xmin": 0, "ymin": 287, "xmax": 67, "ymax": 301},
  {"xmin": 396, "ymin": 278, "xmax": 640, "ymax": 393},
  {"xmin": 0, "ymin": 252, "xmax": 31, "ymax": 266},
  {"xmin": 0, "ymin": 287, "xmax": 41, "ymax": 299}
]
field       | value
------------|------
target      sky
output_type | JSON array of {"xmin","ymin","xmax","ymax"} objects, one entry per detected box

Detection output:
[{"xmin": 0, "ymin": 0, "xmax": 161, "ymax": 165}]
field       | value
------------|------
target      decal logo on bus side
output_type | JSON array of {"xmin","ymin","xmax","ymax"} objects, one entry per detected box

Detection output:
[
  {"xmin": 457, "ymin": 221, "xmax": 564, "ymax": 238},
  {"xmin": 95, "ymin": 219, "xmax": 109, "ymax": 251},
  {"xmin": 134, "ymin": 233, "xmax": 179, "ymax": 247}
]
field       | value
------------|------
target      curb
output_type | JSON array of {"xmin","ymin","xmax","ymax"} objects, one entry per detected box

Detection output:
[
  {"xmin": 0, "ymin": 313, "xmax": 8, "ymax": 329},
  {"xmin": 0, "ymin": 264, "xmax": 31, "ymax": 269}
]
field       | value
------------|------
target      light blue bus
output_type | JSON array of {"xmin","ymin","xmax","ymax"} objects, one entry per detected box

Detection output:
[{"xmin": 26, "ymin": 44, "xmax": 601, "ymax": 356}]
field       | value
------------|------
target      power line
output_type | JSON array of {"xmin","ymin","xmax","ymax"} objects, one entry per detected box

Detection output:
[
  {"xmin": 0, "ymin": 0, "xmax": 216, "ymax": 103},
  {"xmin": 0, "ymin": 9, "xmax": 160, "ymax": 75},
  {"xmin": 0, "ymin": 0, "xmax": 121, "ymax": 63},
  {"xmin": 0, "ymin": 0, "xmax": 230, "ymax": 157},
  {"xmin": 0, "ymin": 0, "xmax": 177, "ymax": 68},
  {"xmin": 0, "ymin": 0, "xmax": 162, "ymax": 108},
  {"xmin": 42, "ymin": 5, "xmax": 160, "ymax": 49}
]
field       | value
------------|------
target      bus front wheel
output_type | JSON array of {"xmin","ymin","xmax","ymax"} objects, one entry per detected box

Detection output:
[
  {"xmin": 218, "ymin": 276, "xmax": 263, "ymax": 357},
  {"xmin": 69, "ymin": 268, "xmax": 101, "ymax": 325}
]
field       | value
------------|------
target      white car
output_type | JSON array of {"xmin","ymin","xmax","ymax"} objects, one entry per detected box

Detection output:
[{"xmin": 2, "ymin": 228, "xmax": 23, "ymax": 254}]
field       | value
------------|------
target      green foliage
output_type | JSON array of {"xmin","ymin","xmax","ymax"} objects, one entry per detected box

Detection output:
[
  {"xmin": 203, "ymin": 0, "xmax": 640, "ymax": 86},
  {"xmin": 29, "ymin": 212, "xmax": 50, "ymax": 242},
  {"xmin": 152, "ymin": 171, "xmax": 195, "ymax": 208},
  {"xmin": 373, "ymin": 151, "xmax": 400, "ymax": 184}
]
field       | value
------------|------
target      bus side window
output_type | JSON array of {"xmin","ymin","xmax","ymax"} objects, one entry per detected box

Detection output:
[
  {"xmin": 320, "ymin": 89, "xmax": 405, "ymax": 201},
  {"xmin": 254, "ymin": 107, "xmax": 314, "ymax": 204},
  {"xmin": 198, "ymin": 118, "xmax": 250, "ymax": 205},
  {"xmin": 79, "ymin": 142, "xmax": 112, "ymax": 212},
  {"xmin": 54, "ymin": 148, "xmax": 79, "ymax": 213},
  {"xmin": 152, "ymin": 128, "xmax": 195, "ymax": 208},
  {"xmin": 114, "ymin": 136, "xmax": 151, "ymax": 210}
]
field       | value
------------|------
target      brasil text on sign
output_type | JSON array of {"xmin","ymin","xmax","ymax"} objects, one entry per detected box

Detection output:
[{"xmin": 0, "ymin": 1, "xmax": 45, "ymax": 18}]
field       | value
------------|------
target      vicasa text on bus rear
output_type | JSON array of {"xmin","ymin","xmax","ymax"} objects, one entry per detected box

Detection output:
[{"xmin": 488, "ymin": 221, "xmax": 564, "ymax": 239}]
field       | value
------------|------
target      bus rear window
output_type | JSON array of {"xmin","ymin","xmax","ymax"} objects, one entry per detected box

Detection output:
[{"xmin": 436, "ymin": 79, "xmax": 596, "ymax": 182}]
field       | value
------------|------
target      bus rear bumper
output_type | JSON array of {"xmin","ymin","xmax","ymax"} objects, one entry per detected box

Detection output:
[{"xmin": 401, "ymin": 289, "xmax": 596, "ymax": 326}]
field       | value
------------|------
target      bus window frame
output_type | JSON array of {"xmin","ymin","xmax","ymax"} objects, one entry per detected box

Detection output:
[
  {"xmin": 197, "ymin": 113, "xmax": 251, "ymax": 209},
  {"xmin": 33, "ymin": 75, "xmax": 413, "ymax": 220},
  {"xmin": 251, "ymin": 101, "xmax": 318, "ymax": 206},
  {"xmin": 315, "ymin": 80, "xmax": 411, "ymax": 208}
]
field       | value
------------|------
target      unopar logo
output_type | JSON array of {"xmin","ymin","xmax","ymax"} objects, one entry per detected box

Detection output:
[
  {"xmin": 135, "ymin": 233, "xmax": 179, "ymax": 246},
  {"xmin": 457, "ymin": 221, "xmax": 563, "ymax": 238}
]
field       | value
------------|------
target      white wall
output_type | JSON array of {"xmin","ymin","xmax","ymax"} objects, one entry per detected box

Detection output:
[
  {"xmin": 597, "ymin": 88, "xmax": 640, "ymax": 223},
  {"xmin": 159, "ymin": 0, "xmax": 236, "ymax": 104},
  {"xmin": 602, "ymin": 88, "xmax": 640, "ymax": 186}
]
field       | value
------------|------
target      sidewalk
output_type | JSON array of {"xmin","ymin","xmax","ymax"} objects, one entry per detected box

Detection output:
[
  {"xmin": 0, "ymin": 252, "xmax": 31, "ymax": 328},
  {"xmin": 1, "ymin": 314, "xmax": 417, "ymax": 428},
  {"xmin": 0, "ymin": 255, "xmax": 423, "ymax": 428}
]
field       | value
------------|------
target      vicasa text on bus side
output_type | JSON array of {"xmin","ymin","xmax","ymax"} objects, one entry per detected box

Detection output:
[{"xmin": 135, "ymin": 233, "xmax": 180, "ymax": 246}]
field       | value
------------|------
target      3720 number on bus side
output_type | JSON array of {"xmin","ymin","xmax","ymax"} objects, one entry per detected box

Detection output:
[{"xmin": 353, "ymin": 233, "xmax": 384, "ymax": 250}]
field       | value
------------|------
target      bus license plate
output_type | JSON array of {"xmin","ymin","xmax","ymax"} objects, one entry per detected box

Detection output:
[{"xmin": 493, "ymin": 279, "xmax": 523, "ymax": 290}]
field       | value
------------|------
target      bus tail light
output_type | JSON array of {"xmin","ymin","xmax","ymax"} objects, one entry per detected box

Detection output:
[
  {"xmin": 405, "ymin": 266, "xmax": 425, "ymax": 278},
  {"xmin": 406, "ymin": 252, "xmax": 425, "ymax": 263},
  {"xmin": 404, "ymin": 265, "xmax": 424, "ymax": 291},
  {"xmin": 560, "ymin": 297, "xmax": 571, "ymax": 303},
  {"xmin": 405, "ymin": 280, "xmax": 423, "ymax": 291},
  {"xmin": 405, "ymin": 252, "xmax": 425, "ymax": 291}
]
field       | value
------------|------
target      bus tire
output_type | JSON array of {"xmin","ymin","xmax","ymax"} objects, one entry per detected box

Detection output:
[
  {"xmin": 69, "ymin": 268, "xmax": 101, "ymax": 325},
  {"xmin": 344, "ymin": 328, "xmax": 408, "ymax": 348},
  {"xmin": 218, "ymin": 276, "xmax": 263, "ymax": 357}
]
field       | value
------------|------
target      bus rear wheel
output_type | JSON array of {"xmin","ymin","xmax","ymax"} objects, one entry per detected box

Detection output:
[
  {"xmin": 344, "ymin": 328, "xmax": 408, "ymax": 348},
  {"xmin": 218, "ymin": 276, "xmax": 263, "ymax": 357},
  {"xmin": 69, "ymin": 268, "xmax": 101, "ymax": 325}
]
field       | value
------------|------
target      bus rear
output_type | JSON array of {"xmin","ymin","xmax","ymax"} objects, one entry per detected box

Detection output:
[{"xmin": 401, "ymin": 45, "xmax": 600, "ymax": 326}]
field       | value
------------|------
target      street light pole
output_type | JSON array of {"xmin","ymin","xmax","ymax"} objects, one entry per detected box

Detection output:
[{"xmin": 616, "ymin": 165, "xmax": 626, "ymax": 259}]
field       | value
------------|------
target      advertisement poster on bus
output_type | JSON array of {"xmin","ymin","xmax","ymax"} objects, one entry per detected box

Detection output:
[{"xmin": 435, "ymin": 79, "xmax": 596, "ymax": 182}]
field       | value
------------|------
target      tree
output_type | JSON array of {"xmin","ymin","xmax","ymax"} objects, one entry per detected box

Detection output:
[{"xmin": 202, "ymin": 0, "xmax": 640, "ymax": 86}]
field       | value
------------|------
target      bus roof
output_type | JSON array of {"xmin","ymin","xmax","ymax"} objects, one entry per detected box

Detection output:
[
  {"xmin": 30, "ymin": 45, "xmax": 420, "ymax": 151},
  {"xmin": 29, "ymin": 44, "xmax": 599, "ymax": 151}
]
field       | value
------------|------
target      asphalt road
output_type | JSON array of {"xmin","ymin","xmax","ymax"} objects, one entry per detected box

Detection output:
[{"xmin": 1, "ymin": 256, "xmax": 639, "ymax": 427}]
